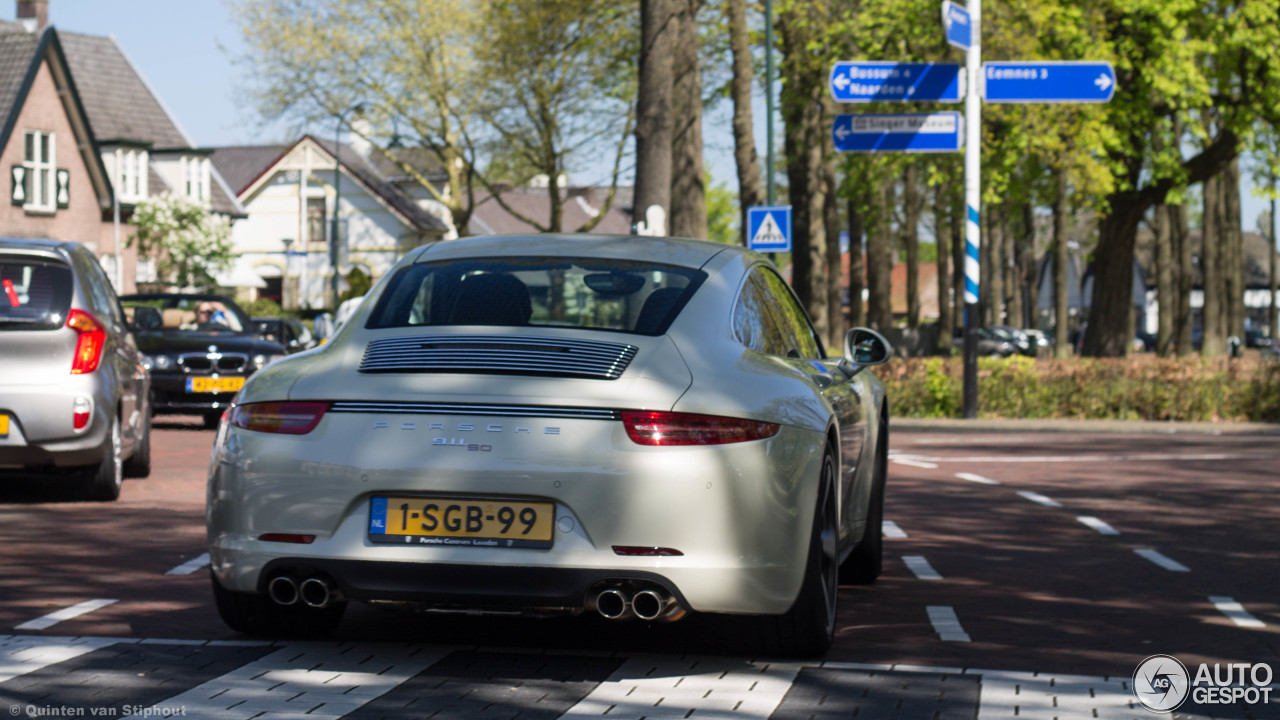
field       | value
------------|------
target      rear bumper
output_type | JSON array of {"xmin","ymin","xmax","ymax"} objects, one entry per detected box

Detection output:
[{"xmin": 0, "ymin": 381, "xmax": 109, "ymax": 469}]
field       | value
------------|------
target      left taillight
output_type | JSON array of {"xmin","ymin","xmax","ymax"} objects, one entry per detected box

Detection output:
[
  {"xmin": 67, "ymin": 309, "xmax": 105, "ymax": 375},
  {"xmin": 620, "ymin": 410, "xmax": 780, "ymax": 446},
  {"xmin": 230, "ymin": 402, "xmax": 329, "ymax": 435}
]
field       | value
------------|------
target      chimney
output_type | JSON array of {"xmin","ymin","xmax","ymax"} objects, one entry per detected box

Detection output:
[{"xmin": 16, "ymin": 0, "xmax": 48, "ymax": 31}]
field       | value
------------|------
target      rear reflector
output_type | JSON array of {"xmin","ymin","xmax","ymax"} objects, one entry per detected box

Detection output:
[
  {"xmin": 620, "ymin": 410, "xmax": 779, "ymax": 446},
  {"xmin": 231, "ymin": 402, "xmax": 329, "ymax": 434},
  {"xmin": 67, "ymin": 309, "xmax": 105, "ymax": 375},
  {"xmin": 72, "ymin": 396, "xmax": 91, "ymax": 431},
  {"xmin": 258, "ymin": 533, "xmax": 315, "ymax": 544},
  {"xmin": 612, "ymin": 546, "xmax": 684, "ymax": 556}
]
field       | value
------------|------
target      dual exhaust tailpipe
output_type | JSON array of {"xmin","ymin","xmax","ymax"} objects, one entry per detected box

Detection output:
[
  {"xmin": 594, "ymin": 585, "xmax": 682, "ymax": 622},
  {"xmin": 268, "ymin": 575, "xmax": 336, "ymax": 609}
]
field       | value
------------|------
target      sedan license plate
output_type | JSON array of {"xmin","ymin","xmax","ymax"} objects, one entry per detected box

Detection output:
[
  {"xmin": 369, "ymin": 496, "xmax": 554, "ymax": 549},
  {"xmin": 186, "ymin": 376, "xmax": 245, "ymax": 393},
  {"xmin": 0, "ymin": 414, "xmax": 8, "ymax": 437}
]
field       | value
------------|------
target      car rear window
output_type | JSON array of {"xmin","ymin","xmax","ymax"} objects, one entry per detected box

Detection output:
[
  {"xmin": 0, "ymin": 257, "xmax": 73, "ymax": 331},
  {"xmin": 366, "ymin": 257, "xmax": 706, "ymax": 335}
]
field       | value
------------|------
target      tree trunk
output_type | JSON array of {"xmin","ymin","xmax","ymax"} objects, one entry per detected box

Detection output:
[
  {"xmin": 866, "ymin": 183, "xmax": 894, "ymax": 331},
  {"xmin": 952, "ymin": 190, "xmax": 965, "ymax": 336},
  {"xmin": 669, "ymin": 0, "xmax": 706, "ymax": 239},
  {"xmin": 1174, "ymin": 199, "xmax": 1193, "ymax": 357},
  {"xmin": 903, "ymin": 163, "xmax": 921, "ymax": 328},
  {"xmin": 779, "ymin": 7, "xmax": 828, "ymax": 340},
  {"xmin": 935, "ymin": 181, "xmax": 953, "ymax": 352},
  {"xmin": 1007, "ymin": 204, "xmax": 1026, "ymax": 329},
  {"xmin": 1154, "ymin": 203, "xmax": 1176, "ymax": 356},
  {"xmin": 633, "ymin": 0, "xmax": 677, "ymax": 233},
  {"xmin": 1271, "ymin": 192, "xmax": 1278, "ymax": 342},
  {"xmin": 1052, "ymin": 171, "xmax": 1070, "ymax": 358},
  {"xmin": 725, "ymin": 0, "xmax": 762, "ymax": 246},
  {"xmin": 824, "ymin": 160, "xmax": 844, "ymax": 348},
  {"xmin": 1202, "ymin": 173, "xmax": 1224, "ymax": 357},
  {"xmin": 847, "ymin": 194, "xmax": 866, "ymax": 328},
  {"xmin": 1081, "ymin": 192, "xmax": 1145, "ymax": 357},
  {"xmin": 1222, "ymin": 157, "xmax": 1244, "ymax": 341},
  {"xmin": 985, "ymin": 207, "xmax": 1004, "ymax": 326}
]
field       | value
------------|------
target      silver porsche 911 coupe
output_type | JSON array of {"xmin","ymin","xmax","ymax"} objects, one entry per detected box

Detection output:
[{"xmin": 207, "ymin": 234, "xmax": 891, "ymax": 656}]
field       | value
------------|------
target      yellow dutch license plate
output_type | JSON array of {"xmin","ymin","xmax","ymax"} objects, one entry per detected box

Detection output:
[
  {"xmin": 368, "ymin": 496, "xmax": 554, "ymax": 549},
  {"xmin": 0, "ymin": 414, "xmax": 8, "ymax": 437},
  {"xmin": 187, "ymin": 376, "xmax": 245, "ymax": 393}
]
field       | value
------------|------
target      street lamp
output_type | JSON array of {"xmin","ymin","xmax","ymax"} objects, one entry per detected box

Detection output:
[
  {"xmin": 330, "ymin": 101, "xmax": 367, "ymax": 310},
  {"xmin": 281, "ymin": 238, "xmax": 294, "ymax": 309}
]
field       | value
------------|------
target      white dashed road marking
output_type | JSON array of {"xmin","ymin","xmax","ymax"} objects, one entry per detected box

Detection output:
[
  {"xmin": 164, "ymin": 552, "xmax": 211, "ymax": 576},
  {"xmin": 892, "ymin": 452, "xmax": 1266, "ymax": 464},
  {"xmin": 1133, "ymin": 548, "xmax": 1190, "ymax": 572},
  {"xmin": 891, "ymin": 455, "xmax": 939, "ymax": 469},
  {"xmin": 956, "ymin": 472, "xmax": 1001, "ymax": 485},
  {"xmin": 1076, "ymin": 515, "xmax": 1121, "ymax": 535},
  {"xmin": 1209, "ymin": 596, "xmax": 1266, "ymax": 628},
  {"xmin": 1017, "ymin": 491, "xmax": 1062, "ymax": 508},
  {"xmin": 882, "ymin": 520, "xmax": 908, "ymax": 539},
  {"xmin": 902, "ymin": 555, "xmax": 943, "ymax": 580},
  {"xmin": 14, "ymin": 599, "xmax": 118, "ymax": 631},
  {"xmin": 926, "ymin": 605, "xmax": 971, "ymax": 642},
  {"xmin": 0, "ymin": 635, "xmax": 118, "ymax": 683}
]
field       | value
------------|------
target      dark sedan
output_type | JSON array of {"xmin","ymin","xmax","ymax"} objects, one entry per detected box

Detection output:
[{"xmin": 121, "ymin": 293, "xmax": 287, "ymax": 428}]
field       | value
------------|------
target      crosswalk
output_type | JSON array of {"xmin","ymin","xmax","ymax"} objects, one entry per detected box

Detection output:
[{"xmin": 0, "ymin": 634, "xmax": 1164, "ymax": 720}]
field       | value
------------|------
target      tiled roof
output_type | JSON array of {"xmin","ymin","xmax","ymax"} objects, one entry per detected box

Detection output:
[
  {"xmin": 0, "ymin": 30, "xmax": 37, "ymax": 134},
  {"xmin": 59, "ymin": 31, "xmax": 188, "ymax": 148},
  {"xmin": 468, "ymin": 186, "xmax": 633, "ymax": 236},
  {"xmin": 209, "ymin": 145, "xmax": 288, "ymax": 196},
  {"xmin": 313, "ymin": 137, "xmax": 449, "ymax": 233},
  {"xmin": 367, "ymin": 146, "xmax": 446, "ymax": 183}
]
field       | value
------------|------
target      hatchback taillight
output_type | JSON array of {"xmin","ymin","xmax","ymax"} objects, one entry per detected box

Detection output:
[
  {"xmin": 67, "ymin": 310, "xmax": 105, "ymax": 374},
  {"xmin": 620, "ymin": 410, "xmax": 780, "ymax": 446},
  {"xmin": 231, "ymin": 402, "xmax": 329, "ymax": 434}
]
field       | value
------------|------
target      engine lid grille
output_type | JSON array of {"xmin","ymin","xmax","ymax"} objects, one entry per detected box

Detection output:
[{"xmin": 359, "ymin": 335, "xmax": 639, "ymax": 380}]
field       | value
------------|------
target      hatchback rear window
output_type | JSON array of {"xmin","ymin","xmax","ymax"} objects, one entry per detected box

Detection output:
[
  {"xmin": 0, "ymin": 257, "xmax": 73, "ymax": 330},
  {"xmin": 366, "ymin": 257, "xmax": 706, "ymax": 335}
]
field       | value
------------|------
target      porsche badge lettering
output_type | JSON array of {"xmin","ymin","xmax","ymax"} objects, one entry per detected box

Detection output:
[{"xmin": 370, "ymin": 420, "xmax": 562, "ymax": 450}]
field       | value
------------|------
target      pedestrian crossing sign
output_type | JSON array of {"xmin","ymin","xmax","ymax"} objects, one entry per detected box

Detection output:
[{"xmin": 748, "ymin": 206, "xmax": 792, "ymax": 253}]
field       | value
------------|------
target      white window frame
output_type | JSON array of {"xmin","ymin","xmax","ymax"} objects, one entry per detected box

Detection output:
[
  {"xmin": 182, "ymin": 155, "xmax": 211, "ymax": 204},
  {"xmin": 115, "ymin": 148, "xmax": 148, "ymax": 202},
  {"xmin": 23, "ymin": 130, "xmax": 56, "ymax": 212}
]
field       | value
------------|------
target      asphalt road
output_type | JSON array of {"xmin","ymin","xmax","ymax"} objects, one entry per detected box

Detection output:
[{"xmin": 0, "ymin": 418, "xmax": 1277, "ymax": 719}]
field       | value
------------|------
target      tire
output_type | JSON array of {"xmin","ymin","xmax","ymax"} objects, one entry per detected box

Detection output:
[
  {"xmin": 842, "ymin": 414, "xmax": 887, "ymax": 584},
  {"xmin": 211, "ymin": 573, "xmax": 345, "ymax": 638},
  {"xmin": 123, "ymin": 404, "xmax": 152, "ymax": 478},
  {"xmin": 746, "ymin": 450, "xmax": 839, "ymax": 658},
  {"xmin": 84, "ymin": 416, "xmax": 123, "ymax": 502}
]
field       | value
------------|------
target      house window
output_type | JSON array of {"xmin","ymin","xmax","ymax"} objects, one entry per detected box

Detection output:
[
  {"xmin": 182, "ymin": 156, "xmax": 209, "ymax": 203},
  {"xmin": 116, "ymin": 149, "xmax": 147, "ymax": 202},
  {"xmin": 307, "ymin": 198, "xmax": 327, "ymax": 247},
  {"xmin": 23, "ymin": 130, "xmax": 55, "ymax": 211}
]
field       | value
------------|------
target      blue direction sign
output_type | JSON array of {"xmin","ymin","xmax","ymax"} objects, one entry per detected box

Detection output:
[
  {"xmin": 748, "ymin": 206, "xmax": 792, "ymax": 253},
  {"xmin": 942, "ymin": 1, "xmax": 971, "ymax": 50},
  {"xmin": 833, "ymin": 113, "xmax": 964, "ymax": 153},
  {"xmin": 829, "ymin": 62, "xmax": 964, "ymax": 103},
  {"xmin": 983, "ymin": 61, "xmax": 1116, "ymax": 103}
]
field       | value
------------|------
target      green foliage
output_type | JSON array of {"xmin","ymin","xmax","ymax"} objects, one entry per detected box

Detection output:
[
  {"xmin": 705, "ymin": 175, "xmax": 739, "ymax": 245},
  {"xmin": 128, "ymin": 193, "xmax": 233, "ymax": 292},
  {"xmin": 240, "ymin": 298, "xmax": 285, "ymax": 318},
  {"xmin": 880, "ymin": 356, "xmax": 1280, "ymax": 422},
  {"xmin": 339, "ymin": 266, "xmax": 372, "ymax": 303}
]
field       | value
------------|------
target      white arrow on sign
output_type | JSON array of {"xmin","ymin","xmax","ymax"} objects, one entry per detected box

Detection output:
[
  {"xmin": 1094, "ymin": 74, "xmax": 1113, "ymax": 92},
  {"xmin": 834, "ymin": 74, "xmax": 851, "ymax": 91},
  {"xmin": 834, "ymin": 124, "xmax": 851, "ymax": 141}
]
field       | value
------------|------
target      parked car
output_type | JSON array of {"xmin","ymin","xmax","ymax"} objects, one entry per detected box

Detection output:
[
  {"xmin": 207, "ymin": 234, "xmax": 893, "ymax": 656},
  {"xmin": 953, "ymin": 327, "xmax": 1018, "ymax": 357},
  {"xmin": 120, "ymin": 293, "xmax": 286, "ymax": 429},
  {"xmin": 252, "ymin": 316, "xmax": 315, "ymax": 354},
  {"xmin": 989, "ymin": 325, "xmax": 1035, "ymax": 356},
  {"xmin": 0, "ymin": 238, "xmax": 151, "ymax": 501}
]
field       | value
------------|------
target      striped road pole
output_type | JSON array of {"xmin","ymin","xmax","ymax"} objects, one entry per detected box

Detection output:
[{"xmin": 962, "ymin": 0, "xmax": 981, "ymax": 419}]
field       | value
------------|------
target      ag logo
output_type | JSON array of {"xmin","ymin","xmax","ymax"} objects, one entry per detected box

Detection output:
[{"xmin": 1134, "ymin": 655, "xmax": 1190, "ymax": 712}]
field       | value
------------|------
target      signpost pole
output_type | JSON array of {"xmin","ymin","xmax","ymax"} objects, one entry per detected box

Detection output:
[{"xmin": 962, "ymin": 0, "xmax": 981, "ymax": 419}]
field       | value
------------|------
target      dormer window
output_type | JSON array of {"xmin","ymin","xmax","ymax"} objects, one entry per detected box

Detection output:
[
  {"xmin": 181, "ymin": 155, "xmax": 210, "ymax": 203},
  {"xmin": 116, "ymin": 148, "xmax": 147, "ymax": 202}
]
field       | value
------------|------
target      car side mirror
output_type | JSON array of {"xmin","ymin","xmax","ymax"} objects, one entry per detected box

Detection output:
[{"xmin": 844, "ymin": 327, "xmax": 892, "ymax": 367}]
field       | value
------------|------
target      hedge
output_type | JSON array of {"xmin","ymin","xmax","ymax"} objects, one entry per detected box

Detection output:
[{"xmin": 877, "ymin": 355, "xmax": 1280, "ymax": 422}]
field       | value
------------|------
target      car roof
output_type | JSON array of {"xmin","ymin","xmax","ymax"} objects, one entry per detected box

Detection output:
[
  {"xmin": 0, "ymin": 237, "xmax": 77, "ymax": 259},
  {"xmin": 414, "ymin": 233, "xmax": 741, "ymax": 270}
]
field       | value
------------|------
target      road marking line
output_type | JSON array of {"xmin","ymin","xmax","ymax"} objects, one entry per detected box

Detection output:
[
  {"xmin": 892, "ymin": 456, "xmax": 938, "ymax": 469},
  {"xmin": 890, "ymin": 452, "xmax": 1268, "ymax": 464},
  {"xmin": 1209, "ymin": 596, "xmax": 1266, "ymax": 628},
  {"xmin": 15, "ymin": 599, "xmax": 118, "ymax": 631},
  {"xmin": 0, "ymin": 635, "xmax": 119, "ymax": 683},
  {"xmin": 902, "ymin": 555, "xmax": 942, "ymax": 580},
  {"xmin": 1017, "ymin": 491, "xmax": 1062, "ymax": 508},
  {"xmin": 882, "ymin": 520, "xmax": 908, "ymax": 539},
  {"xmin": 956, "ymin": 472, "xmax": 1001, "ymax": 485},
  {"xmin": 1133, "ymin": 549, "xmax": 1190, "ymax": 572},
  {"xmin": 164, "ymin": 553, "xmax": 211, "ymax": 576},
  {"xmin": 1076, "ymin": 516, "xmax": 1120, "ymax": 535},
  {"xmin": 926, "ymin": 606, "xmax": 971, "ymax": 642}
]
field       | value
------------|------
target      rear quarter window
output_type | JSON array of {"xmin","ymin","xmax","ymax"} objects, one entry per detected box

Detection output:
[{"xmin": 0, "ymin": 257, "xmax": 73, "ymax": 331}]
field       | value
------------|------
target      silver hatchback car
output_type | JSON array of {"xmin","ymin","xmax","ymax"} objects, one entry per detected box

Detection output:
[{"xmin": 0, "ymin": 238, "xmax": 152, "ymax": 500}]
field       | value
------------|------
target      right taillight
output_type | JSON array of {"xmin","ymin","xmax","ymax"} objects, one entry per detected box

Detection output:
[
  {"xmin": 67, "ymin": 309, "xmax": 106, "ymax": 375},
  {"xmin": 230, "ymin": 402, "xmax": 329, "ymax": 434},
  {"xmin": 620, "ymin": 410, "xmax": 779, "ymax": 446}
]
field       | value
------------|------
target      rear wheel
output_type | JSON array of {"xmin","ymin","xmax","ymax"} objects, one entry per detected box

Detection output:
[
  {"xmin": 211, "ymin": 573, "xmax": 345, "ymax": 638},
  {"xmin": 123, "ymin": 404, "xmax": 152, "ymax": 478},
  {"xmin": 745, "ymin": 450, "xmax": 838, "ymax": 657},
  {"xmin": 842, "ymin": 414, "xmax": 887, "ymax": 584},
  {"xmin": 83, "ymin": 416, "xmax": 123, "ymax": 501}
]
